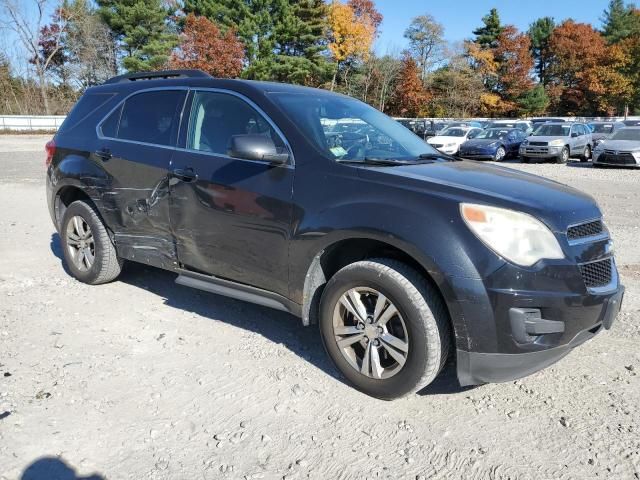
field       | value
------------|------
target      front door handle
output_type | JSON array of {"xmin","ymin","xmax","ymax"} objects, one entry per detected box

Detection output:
[
  {"xmin": 171, "ymin": 167, "xmax": 198, "ymax": 183},
  {"xmin": 95, "ymin": 148, "xmax": 112, "ymax": 161}
]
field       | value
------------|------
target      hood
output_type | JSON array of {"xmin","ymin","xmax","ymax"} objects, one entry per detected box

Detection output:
[
  {"xmin": 526, "ymin": 135, "xmax": 569, "ymax": 144},
  {"xmin": 461, "ymin": 138, "xmax": 503, "ymax": 148},
  {"xmin": 597, "ymin": 139, "xmax": 640, "ymax": 151},
  {"xmin": 428, "ymin": 135, "xmax": 465, "ymax": 144},
  {"xmin": 359, "ymin": 160, "xmax": 599, "ymax": 230}
]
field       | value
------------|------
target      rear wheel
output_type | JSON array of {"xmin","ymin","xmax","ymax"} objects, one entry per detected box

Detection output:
[
  {"xmin": 60, "ymin": 200, "xmax": 123, "ymax": 285},
  {"xmin": 581, "ymin": 144, "xmax": 591, "ymax": 162},
  {"xmin": 319, "ymin": 259, "xmax": 450, "ymax": 400}
]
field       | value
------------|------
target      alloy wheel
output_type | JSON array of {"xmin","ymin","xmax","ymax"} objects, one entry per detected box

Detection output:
[
  {"xmin": 332, "ymin": 287, "xmax": 409, "ymax": 379},
  {"xmin": 66, "ymin": 215, "xmax": 95, "ymax": 271}
]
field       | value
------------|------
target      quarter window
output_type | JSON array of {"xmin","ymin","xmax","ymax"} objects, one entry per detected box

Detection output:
[
  {"xmin": 187, "ymin": 91, "xmax": 286, "ymax": 157},
  {"xmin": 111, "ymin": 90, "xmax": 185, "ymax": 146}
]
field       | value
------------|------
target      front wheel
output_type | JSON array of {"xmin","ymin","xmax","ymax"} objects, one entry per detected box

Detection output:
[
  {"xmin": 60, "ymin": 200, "xmax": 123, "ymax": 285},
  {"xmin": 493, "ymin": 146, "xmax": 506, "ymax": 162},
  {"xmin": 319, "ymin": 259, "xmax": 451, "ymax": 400},
  {"xmin": 581, "ymin": 145, "xmax": 591, "ymax": 162},
  {"xmin": 557, "ymin": 146, "xmax": 569, "ymax": 164}
]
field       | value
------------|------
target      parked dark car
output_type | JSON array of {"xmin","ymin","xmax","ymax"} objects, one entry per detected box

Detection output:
[
  {"xmin": 46, "ymin": 70, "xmax": 624, "ymax": 399},
  {"xmin": 396, "ymin": 118, "xmax": 429, "ymax": 138},
  {"xmin": 588, "ymin": 121, "xmax": 626, "ymax": 147},
  {"xmin": 458, "ymin": 127, "xmax": 527, "ymax": 161},
  {"xmin": 623, "ymin": 119, "xmax": 640, "ymax": 127}
]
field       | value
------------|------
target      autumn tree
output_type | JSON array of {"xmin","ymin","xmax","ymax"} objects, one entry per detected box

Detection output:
[
  {"xmin": 494, "ymin": 26, "xmax": 534, "ymax": 114},
  {"xmin": 169, "ymin": 14, "xmax": 243, "ymax": 78},
  {"xmin": 428, "ymin": 55, "xmax": 484, "ymax": 117},
  {"xmin": 404, "ymin": 15, "xmax": 446, "ymax": 81},
  {"xmin": 528, "ymin": 17, "xmax": 555, "ymax": 85},
  {"xmin": 547, "ymin": 20, "xmax": 631, "ymax": 115},
  {"xmin": 347, "ymin": 0, "xmax": 382, "ymax": 36},
  {"xmin": 387, "ymin": 55, "xmax": 429, "ymax": 117},
  {"xmin": 327, "ymin": 0, "xmax": 377, "ymax": 90}
]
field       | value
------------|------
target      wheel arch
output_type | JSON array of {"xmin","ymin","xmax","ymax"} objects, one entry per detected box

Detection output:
[{"xmin": 300, "ymin": 237, "xmax": 463, "ymax": 350}]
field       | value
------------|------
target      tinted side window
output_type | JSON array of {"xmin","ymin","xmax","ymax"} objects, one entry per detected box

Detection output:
[
  {"xmin": 101, "ymin": 104, "xmax": 122, "ymax": 138},
  {"xmin": 118, "ymin": 90, "xmax": 185, "ymax": 146},
  {"xmin": 187, "ymin": 91, "xmax": 285, "ymax": 156},
  {"xmin": 58, "ymin": 92, "xmax": 116, "ymax": 135}
]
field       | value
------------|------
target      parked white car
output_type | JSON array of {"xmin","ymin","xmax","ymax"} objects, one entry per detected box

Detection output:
[
  {"xmin": 427, "ymin": 126, "xmax": 482, "ymax": 155},
  {"xmin": 592, "ymin": 127, "xmax": 640, "ymax": 168}
]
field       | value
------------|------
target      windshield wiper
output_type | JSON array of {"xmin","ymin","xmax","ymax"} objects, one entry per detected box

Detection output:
[
  {"xmin": 418, "ymin": 152, "xmax": 460, "ymax": 161},
  {"xmin": 336, "ymin": 157, "xmax": 423, "ymax": 166}
]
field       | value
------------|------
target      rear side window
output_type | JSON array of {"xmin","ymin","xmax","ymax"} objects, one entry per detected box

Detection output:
[
  {"xmin": 58, "ymin": 92, "xmax": 116, "ymax": 135},
  {"xmin": 187, "ymin": 91, "xmax": 286, "ymax": 156},
  {"xmin": 108, "ymin": 90, "xmax": 186, "ymax": 146}
]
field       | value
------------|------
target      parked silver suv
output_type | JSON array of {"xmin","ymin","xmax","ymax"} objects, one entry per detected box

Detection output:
[{"xmin": 520, "ymin": 122, "xmax": 592, "ymax": 163}]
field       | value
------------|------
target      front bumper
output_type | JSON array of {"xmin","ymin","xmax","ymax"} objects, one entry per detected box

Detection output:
[
  {"xmin": 459, "ymin": 151, "xmax": 495, "ymax": 160},
  {"xmin": 520, "ymin": 145, "xmax": 563, "ymax": 158},
  {"xmin": 593, "ymin": 151, "xmax": 640, "ymax": 167},
  {"xmin": 457, "ymin": 286, "xmax": 624, "ymax": 385}
]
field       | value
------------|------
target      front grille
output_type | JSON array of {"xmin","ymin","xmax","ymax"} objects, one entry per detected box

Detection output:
[
  {"xmin": 599, "ymin": 152, "xmax": 637, "ymax": 165},
  {"xmin": 528, "ymin": 141, "xmax": 548, "ymax": 146},
  {"xmin": 567, "ymin": 219, "xmax": 604, "ymax": 240},
  {"xmin": 579, "ymin": 258, "xmax": 612, "ymax": 288}
]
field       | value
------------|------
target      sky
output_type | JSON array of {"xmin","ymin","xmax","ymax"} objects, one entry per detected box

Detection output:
[{"xmin": 373, "ymin": 0, "xmax": 623, "ymax": 53}]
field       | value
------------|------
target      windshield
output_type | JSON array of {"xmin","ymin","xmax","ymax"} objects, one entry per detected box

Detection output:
[
  {"xmin": 475, "ymin": 129, "xmax": 509, "ymax": 140},
  {"xmin": 610, "ymin": 129, "xmax": 640, "ymax": 141},
  {"xmin": 440, "ymin": 127, "xmax": 467, "ymax": 137},
  {"xmin": 533, "ymin": 124, "xmax": 570, "ymax": 136},
  {"xmin": 269, "ymin": 92, "xmax": 439, "ymax": 161},
  {"xmin": 590, "ymin": 123, "xmax": 614, "ymax": 134}
]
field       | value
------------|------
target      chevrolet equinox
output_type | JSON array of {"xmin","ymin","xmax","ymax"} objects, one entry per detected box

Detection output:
[{"xmin": 46, "ymin": 70, "xmax": 624, "ymax": 399}]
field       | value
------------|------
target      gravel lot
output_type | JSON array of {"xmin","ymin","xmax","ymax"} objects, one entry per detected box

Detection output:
[{"xmin": 1, "ymin": 135, "xmax": 639, "ymax": 480}]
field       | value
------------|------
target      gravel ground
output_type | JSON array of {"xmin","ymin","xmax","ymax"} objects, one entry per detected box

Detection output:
[{"xmin": 0, "ymin": 135, "xmax": 639, "ymax": 480}]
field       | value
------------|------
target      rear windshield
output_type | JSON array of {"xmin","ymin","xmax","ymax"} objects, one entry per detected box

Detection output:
[
  {"xmin": 440, "ymin": 127, "xmax": 467, "ymax": 137},
  {"xmin": 590, "ymin": 123, "xmax": 614, "ymax": 133},
  {"xmin": 533, "ymin": 124, "xmax": 570, "ymax": 136}
]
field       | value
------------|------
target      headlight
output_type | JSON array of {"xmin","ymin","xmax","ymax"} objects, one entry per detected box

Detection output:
[
  {"xmin": 521, "ymin": 140, "xmax": 529, "ymax": 146},
  {"xmin": 460, "ymin": 203, "xmax": 564, "ymax": 267},
  {"xmin": 548, "ymin": 139, "xmax": 564, "ymax": 146}
]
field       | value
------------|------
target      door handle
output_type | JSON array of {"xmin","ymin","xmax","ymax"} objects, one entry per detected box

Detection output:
[
  {"xmin": 171, "ymin": 167, "xmax": 198, "ymax": 182},
  {"xmin": 95, "ymin": 148, "xmax": 112, "ymax": 161}
]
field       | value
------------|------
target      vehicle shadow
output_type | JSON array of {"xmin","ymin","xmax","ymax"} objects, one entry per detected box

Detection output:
[
  {"xmin": 21, "ymin": 457, "xmax": 104, "ymax": 480},
  {"xmin": 566, "ymin": 161, "xmax": 592, "ymax": 168},
  {"xmin": 50, "ymin": 233, "xmax": 470, "ymax": 396}
]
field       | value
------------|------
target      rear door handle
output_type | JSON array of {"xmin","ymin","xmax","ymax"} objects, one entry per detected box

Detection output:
[
  {"xmin": 171, "ymin": 167, "xmax": 198, "ymax": 182},
  {"xmin": 95, "ymin": 148, "xmax": 112, "ymax": 161}
]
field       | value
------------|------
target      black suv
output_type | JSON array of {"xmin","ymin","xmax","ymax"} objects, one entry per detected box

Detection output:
[{"xmin": 46, "ymin": 70, "xmax": 624, "ymax": 399}]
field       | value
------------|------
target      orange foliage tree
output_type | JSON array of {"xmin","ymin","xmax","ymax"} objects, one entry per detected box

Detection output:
[
  {"xmin": 169, "ymin": 14, "xmax": 244, "ymax": 78},
  {"xmin": 387, "ymin": 55, "xmax": 429, "ymax": 117},
  {"xmin": 547, "ymin": 20, "xmax": 631, "ymax": 115},
  {"xmin": 494, "ymin": 26, "xmax": 534, "ymax": 107}
]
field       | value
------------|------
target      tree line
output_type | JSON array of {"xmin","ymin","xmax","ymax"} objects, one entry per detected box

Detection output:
[{"xmin": 1, "ymin": 0, "xmax": 639, "ymax": 118}]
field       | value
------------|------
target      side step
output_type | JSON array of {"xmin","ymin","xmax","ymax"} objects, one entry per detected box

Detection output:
[{"xmin": 175, "ymin": 269, "xmax": 301, "ymax": 317}]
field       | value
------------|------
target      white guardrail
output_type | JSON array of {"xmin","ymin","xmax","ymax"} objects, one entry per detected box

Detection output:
[{"xmin": 0, "ymin": 115, "xmax": 66, "ymax": 131}]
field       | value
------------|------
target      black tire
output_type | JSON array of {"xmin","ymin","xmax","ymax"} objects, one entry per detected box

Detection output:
[
  {"xmin": 581, "ymin": 144, "xmax": 591, "ymax": 162},
  {"xmin": 521, "ymin": 156, "xmax": 530, "ymax": 164},
  {"xmin": 556, "ymin": 146, "xmax": 569, "ymax": 164},
  {"xmin": 319, "ymin": 258, "xmax": 451, "ymax": 400},
  {"xmin": 60, "ymin": 200, "xmax": 123, "ymax": 285}
]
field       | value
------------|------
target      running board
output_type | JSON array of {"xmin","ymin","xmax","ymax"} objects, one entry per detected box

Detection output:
[{"xmin": 175, "ymin": 269, "xmax": 301, "ymax": 316}]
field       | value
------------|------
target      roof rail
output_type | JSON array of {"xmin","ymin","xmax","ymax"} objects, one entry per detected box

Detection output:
[{"xmin": 104, "ymin": 69, "xmax": 211, "ymax": 85}]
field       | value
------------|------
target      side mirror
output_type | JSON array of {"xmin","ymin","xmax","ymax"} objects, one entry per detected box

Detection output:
[
  {"xmin": 571, "ymin": 132, "xmax": 578, "ymax": 137},
  {"xmin": 228, "ymin": 134, "xmax": 290, "ymax": 164}
]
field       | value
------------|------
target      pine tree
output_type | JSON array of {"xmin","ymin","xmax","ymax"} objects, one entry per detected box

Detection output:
[
  {"xmin": 528, "ymin": 17, "xmax": 555, "ymax": 85},
  {"xmin": 473, "ymin": 8, "xmax": 504, "ymax": 49},
  {"xmin": 249, "ymin": 0, "xmax": 331, "ymax": 85},
  {"xmin": 601, "ymin": 0, "xmax": 635, "ymax": 43},
  {"xmin": 97, "ymin": 0, "xmax": 177, "ymax": 72}
]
